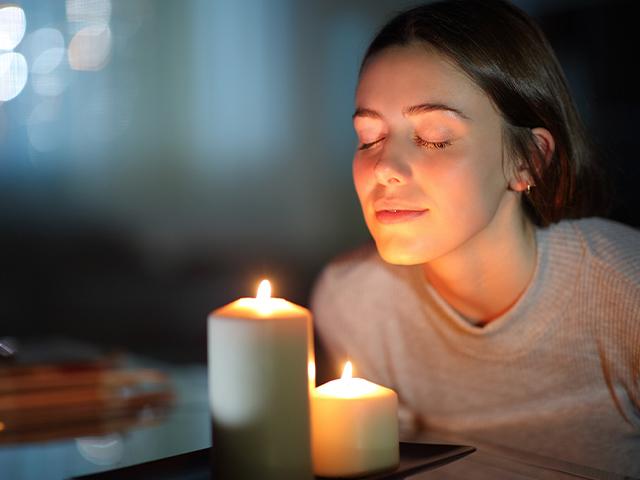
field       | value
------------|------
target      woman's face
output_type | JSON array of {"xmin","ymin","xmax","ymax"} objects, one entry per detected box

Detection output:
[{"xmin": 353, "ymin": 43, "xmax": 518, "ymax": 265}]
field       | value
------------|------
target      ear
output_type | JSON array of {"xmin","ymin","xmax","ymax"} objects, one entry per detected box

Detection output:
[
  {"xmin": 509, "ymin": 127, "xmax": 555, "ymax": 193},
  {"xmin": 531, "ymin": 127, "xmax": 555, "ymax": 166}
]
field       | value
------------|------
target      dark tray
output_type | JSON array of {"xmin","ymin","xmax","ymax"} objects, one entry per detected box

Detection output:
[{"xmin": 72, "ymin": 442, "xmax": 475, "ymax": 479}]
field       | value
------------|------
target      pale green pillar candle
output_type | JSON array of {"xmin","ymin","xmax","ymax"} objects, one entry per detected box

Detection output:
[{"xmin": 208, "ymin": 280, "xmax": 313, "ymax": 480}]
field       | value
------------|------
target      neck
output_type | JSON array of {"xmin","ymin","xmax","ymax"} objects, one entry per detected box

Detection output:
[{"xmin": 422, "ymin": 197, "xmax": 537, "ymax": 325}]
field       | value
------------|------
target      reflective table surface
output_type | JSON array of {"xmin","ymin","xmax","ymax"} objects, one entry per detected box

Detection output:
[{"xmin": 0, "ymin": 347, "xmax": 635, "ymax": 480}]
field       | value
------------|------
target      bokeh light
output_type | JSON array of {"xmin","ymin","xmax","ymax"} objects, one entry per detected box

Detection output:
[
  {"xmin": 23, "ymin": 27, "xmax": 69, "ymax": 98},
  {"xmin": 68, "ymin": 24, "xmax": 112, "ymax": 71},
  {"xmin": 0, "ymin": 5, "xmax": 26, "ymax": 51},
  {"xmin": 26, "ymin": 28, "xmax": 66, "ymax": 75},
  {"xmin": 31, "ymin": 68, "xmax": 71, "ymax": 97},
  {"xmin": 0, "ymin": 52, "xmax": 28, "ymax": 101},
  {"xmin": 75, "ymin": 434, "xmax": 124, "ymax": 466},
  {"xmin": 66, "ymin": 0, "xmax": 111, "ymax": 25}
]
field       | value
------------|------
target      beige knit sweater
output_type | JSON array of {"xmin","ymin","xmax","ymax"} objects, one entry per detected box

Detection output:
[{"xmin": 311, "ymin": 218, "xmax": 640, "ymax": 477}]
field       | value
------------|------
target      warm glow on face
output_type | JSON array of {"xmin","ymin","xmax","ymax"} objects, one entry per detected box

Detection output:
[
  {"xmin": 256, "ymin": 279, "xmax": 271, "ymax": 300},
  {"xmin": 353, "ymin": 44, "xmax": 512, "ymax": 266},
  {"xmin": 341, "ymin": 361, "xmax": 353, "ymax": 380}
]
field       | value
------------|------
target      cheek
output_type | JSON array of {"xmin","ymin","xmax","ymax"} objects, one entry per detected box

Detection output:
[
  {"xmin": 352, "ymin": 156, "xmax": 373, "ymax": 201},
  {"xmin": 430, "ymin": 149, "xmax": 507, "ymax": 226}
]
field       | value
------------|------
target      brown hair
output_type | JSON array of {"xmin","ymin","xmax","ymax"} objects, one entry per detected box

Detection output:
[{"xmin": 361, "ymin": 0, "xmax": 609, "ymax": 226}]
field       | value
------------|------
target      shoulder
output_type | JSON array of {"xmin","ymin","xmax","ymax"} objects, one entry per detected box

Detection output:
[
  {"xmin": 546, "ymin": 218, "xmax": 639, "ymax": 359},
  {"xmin": 556, "ymin": 219, "xmax": 640, "ymax": 428},
  {"xmin": 310, "ymin": 243, "xmax": 411, "ymax": 379},
  {"xmin": 310, "ymin": 242, "xmax": 419, "ymax": 330},
  {"xmin": 548, "ymin": 217, "xmax": 640, "ymax": 286},
  {"xmin": 311, "ymin": 243, "xmax": 425, "ymax": 386},
  {"xmin": 311, "ymin": 242, "xmax": 401, "ymax": 309}
]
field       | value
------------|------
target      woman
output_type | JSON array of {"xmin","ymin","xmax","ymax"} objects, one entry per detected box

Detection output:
[{"xmin": 311, "ymin": 0, "xmax": 640, "ymax": 475}]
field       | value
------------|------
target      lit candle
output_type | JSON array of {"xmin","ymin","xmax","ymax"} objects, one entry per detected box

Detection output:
[
  {"xmin": 208, "ymin": 280, "xmax": 314, "ymax": 480},
  {"xmin": 311, "ymin": 361, "xmax": 399, "ymax": 478}
]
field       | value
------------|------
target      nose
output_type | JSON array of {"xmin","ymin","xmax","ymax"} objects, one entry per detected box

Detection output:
[{"xmin": 374, "ymin": 141, "xmax": 409, "ymax": 186}]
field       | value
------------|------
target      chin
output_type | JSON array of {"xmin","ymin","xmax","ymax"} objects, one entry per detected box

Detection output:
[{"xmin": 375, "ymin": 240, "xmax": 427, "ymax": 266}]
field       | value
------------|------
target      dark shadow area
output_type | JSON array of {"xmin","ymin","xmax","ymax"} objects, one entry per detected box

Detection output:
[
  {"xmin": 0, "ymin": 220, "xmax": 325, "ymax": 363},
  {"xmin": 539, "ymin": 0, "xmax": 640, "ymax": 227}
]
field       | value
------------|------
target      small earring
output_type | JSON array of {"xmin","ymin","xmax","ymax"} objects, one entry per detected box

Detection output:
[{"xmin": 525, "ymin": 184, "xmax": 533, "ymax": 194}]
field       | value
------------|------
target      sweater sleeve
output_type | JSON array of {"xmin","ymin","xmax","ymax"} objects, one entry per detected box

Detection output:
[
  {"xmin": 594, "ymin": 269, "xmax": 640, "ymax": 430},
  {"xmin": 575, "ymin": 219, "xmax": 640, "ymax": 430}
]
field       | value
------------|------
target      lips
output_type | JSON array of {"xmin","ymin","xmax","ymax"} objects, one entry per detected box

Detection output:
[{"xmin": 375, "ymin": 209, "xmax": 428, "ymax": 224}]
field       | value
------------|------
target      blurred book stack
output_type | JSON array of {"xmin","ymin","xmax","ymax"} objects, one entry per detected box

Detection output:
[{"xmin": 0, "ymin": 357, "xmax": 174, "ymax": 444}]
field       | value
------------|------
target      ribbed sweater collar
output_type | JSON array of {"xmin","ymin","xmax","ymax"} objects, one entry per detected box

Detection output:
[{"xmin": 410, "ymin": 222, "xmax": 584, "ymax": 360}]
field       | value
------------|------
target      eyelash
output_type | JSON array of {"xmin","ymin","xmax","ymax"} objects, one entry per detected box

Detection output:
[
  {"xmin": 358, "ymin": 138, "xmax": 384, "ymax": 150},
  {"xmin": 358, "ymin": 136, "xmax": 451, "ymax": 151},
  {"xmin": 412, "ymin": 135, "xmax": 451, "ymax": 150}
]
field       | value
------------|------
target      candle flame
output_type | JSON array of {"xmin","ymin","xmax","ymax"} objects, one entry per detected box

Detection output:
[
  {"xmin": 341, "ymin": 361, "xmax": 353, "ymax": 380},
  {"xmin": 256, "ymin": 279, "xmax": 271, "ymax": 300}
]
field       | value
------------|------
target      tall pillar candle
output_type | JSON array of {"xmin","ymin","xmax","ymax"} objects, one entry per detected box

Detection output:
[{"xmin": 208, "ymin": 280, "xmax": 313, "ymax": 480}]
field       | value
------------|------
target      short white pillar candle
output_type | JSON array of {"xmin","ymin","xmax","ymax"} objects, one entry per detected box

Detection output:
[{"xmin": 311, "ymin": 362, "xmax": 399, "ymax": 478}]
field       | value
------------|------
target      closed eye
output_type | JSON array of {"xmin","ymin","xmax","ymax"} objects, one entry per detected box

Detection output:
[
  {"xmin": 358, "ymin": 137, "xmax": 385, "ymax": 151},
  {"xmin": 413, "ymin": 135, "xmax": 451, "ymax": 150}
]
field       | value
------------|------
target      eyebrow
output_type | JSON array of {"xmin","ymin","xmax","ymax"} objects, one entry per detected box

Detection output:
[{"xmin": 352, "ymin": 103, "xmax": 470, "ymax": 121}]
